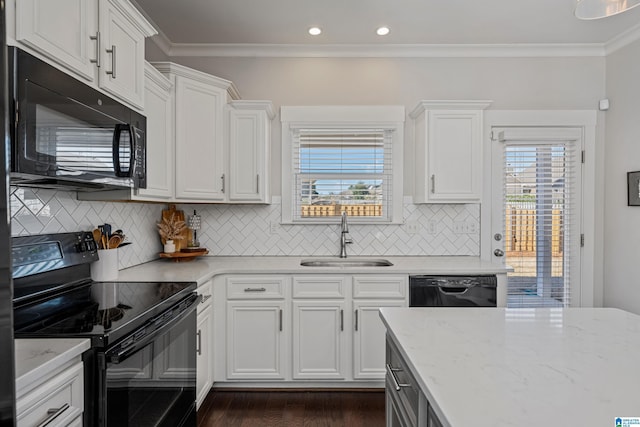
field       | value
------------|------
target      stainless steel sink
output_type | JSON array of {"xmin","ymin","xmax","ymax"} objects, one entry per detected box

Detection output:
[{"xmin": 300, "ymin": 258, "xmax": 394, "ymax": 267}]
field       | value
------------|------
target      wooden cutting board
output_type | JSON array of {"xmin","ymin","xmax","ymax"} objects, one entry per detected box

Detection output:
[{"xmin": 161, "ymin": 204, "xmax": 189, "ymax": 252}]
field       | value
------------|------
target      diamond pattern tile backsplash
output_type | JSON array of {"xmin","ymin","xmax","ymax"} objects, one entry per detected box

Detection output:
[{"xmin": 10, "ymin": 189, "xmax": 480, "ymax": 269}]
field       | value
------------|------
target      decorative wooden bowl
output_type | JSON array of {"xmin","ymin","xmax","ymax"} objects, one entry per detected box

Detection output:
[{"xmin": 159, "ymin": 248, "xmax": 209, "ymax": 262}]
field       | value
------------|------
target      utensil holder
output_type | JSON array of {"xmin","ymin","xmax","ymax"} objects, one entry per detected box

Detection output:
[
  {"xmin": 91, "ymin": 249, "xmax": 119, "ymax": 281},
  {"xmin": 91, "ymin": 282, "xmax": 118, "ymax": 308}
]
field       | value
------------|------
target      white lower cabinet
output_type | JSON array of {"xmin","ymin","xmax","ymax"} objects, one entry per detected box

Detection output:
[
  {"xmin": 196, "ymin": 280, "xmax": 213, "ymax": 409},
  {"xmin": 215, "ymin": 273, "xmax": 408, "ymax": 385},
  {"xmin": 224, "ymin": 275, "xmax": 289, "ymax": 380},
  {"xmin": 16, "ymin": 361, "xmax": 84, "ymax": 427},
  {"xmin": 353, "ymin": 300, "xmax": 405, "ymax": 380},
  {"xmin": 292, "ymin": 300, "xmax": 347, "ymax": 380},
  {"xmin": 226, "ymin": 301, "xmax": 287, "ymax": 379}
]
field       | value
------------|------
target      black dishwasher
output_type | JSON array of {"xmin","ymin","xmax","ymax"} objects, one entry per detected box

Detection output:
[{"xmin": 409, "ymin": 275, "xmax": 497, "ymax": 307}]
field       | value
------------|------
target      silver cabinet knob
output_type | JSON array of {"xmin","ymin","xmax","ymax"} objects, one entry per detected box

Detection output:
[
  {"xmin": 494, "ymin": 233, "xmax": 502, "ymax": 241},
  {"xmin": 494, "ymin": 249, "xmax": 504, "ymax": 257}
]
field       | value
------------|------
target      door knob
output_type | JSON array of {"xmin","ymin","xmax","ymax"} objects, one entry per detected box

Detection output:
[{"xmin": 494, "ymin": 249, "xmax": 504, "ymax": 257}]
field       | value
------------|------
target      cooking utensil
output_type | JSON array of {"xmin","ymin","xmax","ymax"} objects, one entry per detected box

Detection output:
[
  {"xmin": 103, "ymin": 223, "xmax": 112, "ymax": 239},
  {"xmin": 108, "ymin": 235, "xmax": 123, "ymax": 249},
  {"xmin": 102, "ymin": 235, "xmax": 108, "ymax": 250},
  {"xmin": 93, "ymin": 229, "xmax": 102, "ymax": 246}
]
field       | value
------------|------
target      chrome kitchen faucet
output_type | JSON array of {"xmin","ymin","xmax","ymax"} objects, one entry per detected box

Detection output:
[{"xmin": 339, "ymin": 211, "xmax": 353, "ymax": 258}]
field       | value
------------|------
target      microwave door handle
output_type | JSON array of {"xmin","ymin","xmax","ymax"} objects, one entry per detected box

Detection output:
[
  {"xmin": 127, "ymin": 124, "xmax": 136, "ymax": 176},
  {"xmin": 112, "ymin": 124, "xmax": 134, "ymax": 177},
  {"xmin": 112, "ymin": 123, "xmax": 124, "ymax": 176}
]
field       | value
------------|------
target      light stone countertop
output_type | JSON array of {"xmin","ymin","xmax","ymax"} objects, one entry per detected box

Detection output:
[
  {"xmin": 117, "ymin": 256, "xmax": 509, "ymax": 285},
  {"xmin": 379, "ymin": 307, "xmax": 640, "ymax": 427},
  {"xmin": 15, "ymin": 338, "xmax": 90, "ymax": 393}
]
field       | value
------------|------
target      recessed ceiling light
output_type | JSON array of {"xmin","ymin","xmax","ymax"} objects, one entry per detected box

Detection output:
[
  {"xmin": 376, "ymin": 27, "xmax": 390, "ymax": 36},
  {"xmin": 308, "ymin": 27, "xmax": 322, "ymax": 36}
]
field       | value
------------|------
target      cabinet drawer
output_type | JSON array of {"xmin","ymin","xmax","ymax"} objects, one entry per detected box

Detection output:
[
  {"xmin": 293, "ymin": 276, "xmax": 346, "ymax": 298},
  {"xmin": 17, "ymin": 362, "xmax": 84, "ymax": 427},
  {"xmin": 226, "ymin": 276, "xmax": 288, "ymax": 299},
  {"xmin": 353, "ymin": 276, "xmax": 407, "ymax": 299},
  {"xmin": 386, "ymin": 338, "xmax": 420, "ymax": 427}
]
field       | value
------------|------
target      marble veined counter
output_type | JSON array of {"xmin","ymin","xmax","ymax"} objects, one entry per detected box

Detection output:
[
  {"xmin": 15, "ymin": 338, "xmax": 90, "ymax": 393},
  {"xmin": 117, "ymin": 256, "xmax": 509, "ymax": 285},
  {"xmin": 379, "ymin": 307, "xmax": 640, "ymax": 427}
]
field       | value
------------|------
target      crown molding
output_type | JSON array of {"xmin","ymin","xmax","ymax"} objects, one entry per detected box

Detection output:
[
  {"xmin": 157, "ymin": 42, "xmax": 606, "ymax": 58},
  {"xmin": 604, "ymin": 22, "xmax": 640, "ymax": 55}
]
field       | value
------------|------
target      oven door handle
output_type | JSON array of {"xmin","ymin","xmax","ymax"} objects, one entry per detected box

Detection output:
[{"xmin": 107, "ymin": 294, "xmax": 199, "ymax": 364}]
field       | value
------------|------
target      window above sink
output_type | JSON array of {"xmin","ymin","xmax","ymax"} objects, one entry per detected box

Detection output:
[{"xmin": 281, "ymin": 106, "xmax": 405, "ymax": 225}]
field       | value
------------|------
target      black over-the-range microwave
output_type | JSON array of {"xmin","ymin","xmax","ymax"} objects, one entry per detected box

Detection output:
[{"xmin": 9, "ymin": 47, "xmax": 146, "ymax": 191}]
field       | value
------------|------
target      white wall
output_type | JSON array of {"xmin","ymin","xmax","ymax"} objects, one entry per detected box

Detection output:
[{"xmin": 604, "ymin": 40, "xmax": 640, "ymax": 314}]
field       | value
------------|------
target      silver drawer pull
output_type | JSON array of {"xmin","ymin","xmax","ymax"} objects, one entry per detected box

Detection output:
[
  {"xmin": 386, "ymin": 364, "xmax": 410, "ymax": 391},
  {"xmin": 196, "ymin": 330, "xmax": 202, "ymax": 355},
  {"xmin": 200, "ymin": 294, "xmax": 212, "ymax": 303},
  {"xmin": 37, "ymin": 403, "xmax": 70, "ymax": 427},
  {"xmin": 244, "ymin": 287, "xmax": 266, "ymax": 292}
]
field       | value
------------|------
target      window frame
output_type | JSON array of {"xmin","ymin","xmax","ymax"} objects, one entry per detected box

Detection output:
[{"xmin": 281, "ymin": 106, "xmax": 405, "ymax": 224}]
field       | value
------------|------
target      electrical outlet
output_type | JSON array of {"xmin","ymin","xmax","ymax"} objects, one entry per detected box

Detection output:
[
  {"xmin": 269, "ymin": 222, "xmax": 279, "ymax": 234},
  {"xmin": 405, "ymin": 221, "xmax": 420, "ymax": 234},
  {"xmin": 427, "ymin": 220, "xmax": 437, "ymax": 234},
  {"xmin": 453, "ymin": 221, "xmax": 466, "ymax": 234},
  {"xmin": 467, "ymin": 221, "xmax": 478, "ymax": 234}
]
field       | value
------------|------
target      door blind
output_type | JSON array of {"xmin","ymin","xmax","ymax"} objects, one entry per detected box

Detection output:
[
  {"xmin": 503, "ymin": 140, "xmax": 578, "ymax": 308},
  {"xmin": 292, "ymin": 129, "xmax": 393, "ymax": 222}
]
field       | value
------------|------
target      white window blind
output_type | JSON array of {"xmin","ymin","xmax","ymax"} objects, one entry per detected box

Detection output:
[
  {"xmin": 292, "ymin": 129, "xmax": 393, "ymax": 222},
  {"xmin": 503, "ymin": 140, "xmax": 578, "ymax": 308}
]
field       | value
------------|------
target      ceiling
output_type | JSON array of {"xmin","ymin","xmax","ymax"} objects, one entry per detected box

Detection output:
[{"xmin": 132, "ymin": 0, "xmax": 640, "ymax": 48}]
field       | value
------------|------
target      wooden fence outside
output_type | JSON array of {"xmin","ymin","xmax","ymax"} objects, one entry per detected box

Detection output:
[
  {"xmin": 301, "ymin": 204, "xmax": 382, "ymax": 217},
  {"xmin": 505, "ymin": 207, "xmax": 563, "ymax": 256}
]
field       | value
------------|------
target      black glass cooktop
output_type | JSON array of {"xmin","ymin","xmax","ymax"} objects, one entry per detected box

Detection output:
[{"xmin": 14, "ymin": 280, "xmax": 196, "ymax": 348}]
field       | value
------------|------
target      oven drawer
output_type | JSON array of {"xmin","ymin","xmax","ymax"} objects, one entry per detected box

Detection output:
[{"xmin": 17, "ymin": 361, "xmax": 84, "ymax": 427}]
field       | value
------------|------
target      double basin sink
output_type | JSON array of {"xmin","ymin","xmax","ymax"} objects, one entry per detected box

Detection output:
[{"xmin": 300, "ymin": 258, "xmax": 393, "ymax": 267}]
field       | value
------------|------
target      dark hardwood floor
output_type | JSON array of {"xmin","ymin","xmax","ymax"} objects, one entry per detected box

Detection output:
[{"xmin": 197, "ymin": 389, "xmax": 386, "ymax": 427}]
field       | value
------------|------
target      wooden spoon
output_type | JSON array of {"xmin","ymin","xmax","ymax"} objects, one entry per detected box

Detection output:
[
  {"xmin": 108, "ymin": 234, "xmax": 123, "ymax": 249},
  {"xmin": 93, "ymin": 229, "xmax": 102, "ymax": 246}
]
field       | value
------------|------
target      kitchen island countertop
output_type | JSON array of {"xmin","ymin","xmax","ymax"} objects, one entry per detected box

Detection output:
[
  {"xmin": 117, "ymin": 256, "xmax": 509, "ymax": 285},
  {"xmin": 379, "ymin": 307, "xmax": 640, "ymax": 427}
]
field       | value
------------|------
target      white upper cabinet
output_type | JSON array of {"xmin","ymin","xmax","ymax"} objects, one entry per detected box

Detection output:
[
  {"xmin": 411, "ymin": 101, "xmax": 491, "ymax": 203},
  {"xmin": 14, "ymin": 0, "xmax": 97, "ymax": 82},
  {"xmin": 153, "ymin": 62, "xmax": 239, "ymax": 201},
  {"xmin": 136, "ymin": 63, "xmax": 174, "ymax": 200},
  {"xmin": 227, "ymin": 101, "xmax": 275, "ymax": 203},
  {"xmin": 97, "ymin": 0, "xmax": 155, "ymax": 109},
  {"xmin": 10, "ymin": 0, "xmax": 156, "ymax": 110}
]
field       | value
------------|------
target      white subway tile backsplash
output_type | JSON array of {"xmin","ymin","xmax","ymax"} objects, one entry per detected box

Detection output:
[{"xmin": 11, "ymin": 189, "xmax": 481, "ymax": 268}]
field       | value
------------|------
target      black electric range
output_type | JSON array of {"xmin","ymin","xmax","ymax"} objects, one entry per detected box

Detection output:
[{"xmin": 12, "ymin": 232, "xmax": 198, "ymax": 427}]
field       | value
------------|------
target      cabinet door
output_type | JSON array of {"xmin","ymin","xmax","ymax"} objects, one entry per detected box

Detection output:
[
  {"xmin": 174, "ymin": 76, "xmax": 226, "ymax": 201},
  {"xmin": 229, "ymin": 110, "xmax": 265, "ymax": 201},
  {"xmin": 227, "ymin": 108, "xmax": 268, "ymax": 202},
  {"xmin": 136, "ymin": 63, "xmax": 174, "ymax": 200},
  {"xmin": 353, "ymin": 300, "xmax": 405, "ymax": 380},
  {"xmin": 196, "ymin": 306, "xmax": 212, "ymax": 408},
  {"xmin": 226, "ymin": 301, "xmax": 286, "ymax": 380},
  {"xmin": 292, "ymin": 301, "xmax": 347, "ymax": 380},
  {"xmin": 15, "ymin": 0, "xmax": 97, "ymax": 82},
  {"xmin": 98, "ymin": 0, "xmax": 146, "ymax": 109},
  {"xmin": 426, "ymin": 110, "xmax": 482, "ymax": 202}
]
